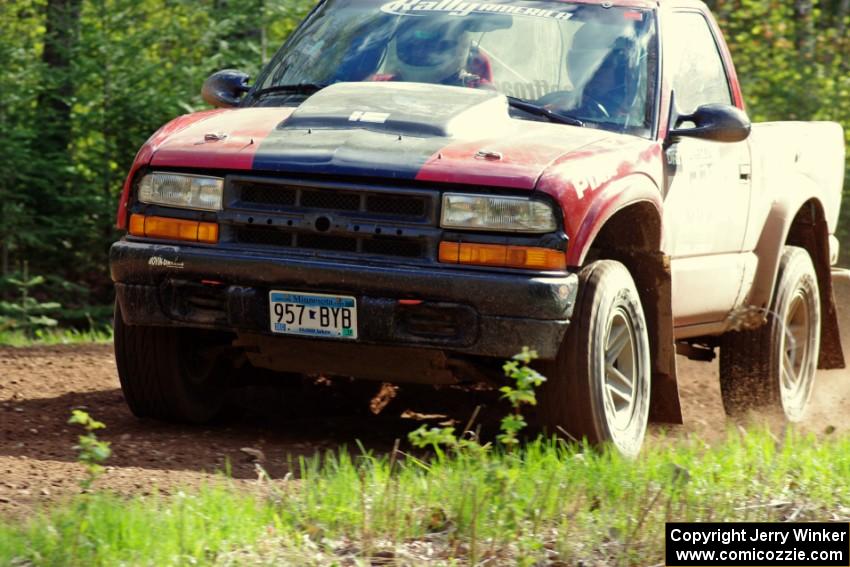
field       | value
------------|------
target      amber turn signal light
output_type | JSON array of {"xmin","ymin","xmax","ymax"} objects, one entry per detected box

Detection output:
[
  {"xmin": 128, "ymin": 214, "xmax": 219, "ymax": 244},
  {"xmin": 439, "ymin": 241, "xmax": 565, "ymax": 271}
]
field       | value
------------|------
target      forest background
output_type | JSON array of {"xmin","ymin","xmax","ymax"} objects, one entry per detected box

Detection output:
[{"xmin": 1, "ymin": 0, "xmax": 848, "ymax": 332}]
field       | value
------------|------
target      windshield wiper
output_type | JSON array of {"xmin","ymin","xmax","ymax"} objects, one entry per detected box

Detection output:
[
  {"xmin": 507, "ymin": 97, "xmax": 584, "ymax": 127},
  {"xmin": 249, "ymin": 83, "xmax": 329, "ymax": 102}
]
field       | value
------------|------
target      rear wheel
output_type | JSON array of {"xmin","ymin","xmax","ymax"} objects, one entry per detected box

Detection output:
[
  {"xmin": 114, "ymin": 303, "xmax": 228, "ymax": 423},
  {"xmin": 720, "ymin": 246, "xmax": 821, "ymax": 421},
  {"xmin": 539, "ymin": 260, "xmax": 651, "ymax": 457}
]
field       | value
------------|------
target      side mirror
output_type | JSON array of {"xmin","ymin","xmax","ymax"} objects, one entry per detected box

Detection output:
[
  {"xmin": 668, "ymin": 103, "xmax": 751, "ymax": 143},
  {"xmin": 201, "ymin": 69, "xmax": 251, "ymax": 108}
]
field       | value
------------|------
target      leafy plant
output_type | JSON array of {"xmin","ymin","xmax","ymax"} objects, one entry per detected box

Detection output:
[
  {"xmin": 409, "ymin": 347, "xmax": 546, "ymax": 453},
  {"xmin": 497, "ymin": 347, "xmax": 546, "ymax": 448},
  {"xmin": 68, "ymin": 410, "xmax": 112, "ymax": 491}
]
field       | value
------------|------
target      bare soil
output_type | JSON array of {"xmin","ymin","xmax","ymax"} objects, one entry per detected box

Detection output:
[{"xmin": 2, "ymin": 278, "xmax": 850, "ymax": 516}]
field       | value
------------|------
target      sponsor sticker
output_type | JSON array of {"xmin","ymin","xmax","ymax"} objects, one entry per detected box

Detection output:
[
  {"xmin": 380, "ymin": 0, "xmax": 575, "ymax": 20},
  {"xmin": 349, "ymin": 111, "xmax": 391, "ymax": 124},
  {"xmin": 148, "ymin": 256, "xmax": 185, "ymax": 270}
]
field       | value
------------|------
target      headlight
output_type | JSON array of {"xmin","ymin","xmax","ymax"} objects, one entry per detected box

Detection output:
[
  {"xmin": 440, "ymin": 193, "xmax": 557, "ymax": 233},
  {"xmin": 138, "ymin": 172, "xmax": 224, "ymax": 211}
]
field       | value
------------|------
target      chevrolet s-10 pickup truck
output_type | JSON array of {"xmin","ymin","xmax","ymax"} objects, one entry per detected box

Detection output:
[{"xmin": 110, "ymin": 0, "xmax": 845, "ymax": 456}]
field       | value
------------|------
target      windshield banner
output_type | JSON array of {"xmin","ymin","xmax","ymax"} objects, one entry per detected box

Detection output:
[{"xmin": 380, "ymin": 0, "xmax": 575, "ymax": 20}]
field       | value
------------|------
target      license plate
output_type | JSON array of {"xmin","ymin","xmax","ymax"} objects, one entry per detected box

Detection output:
[{"xmin": 269, "ymin": 291, "xmax": 358, "ymax": 339}]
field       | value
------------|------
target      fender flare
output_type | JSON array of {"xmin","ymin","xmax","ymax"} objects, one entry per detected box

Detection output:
[
  {"xmin": 564, "ymin": 175, "xmax": 682, "ymax": 424},
  {"xmin": 750, "ymin": 194, "xmax": 845, "ymax": 369},
  {"xmin": 750, "ymin": 186, "xmax": 825, "ymax": 308},
  {"xmin": 566, "ymin": 173, "xmax": 664, "ymax": 267}
]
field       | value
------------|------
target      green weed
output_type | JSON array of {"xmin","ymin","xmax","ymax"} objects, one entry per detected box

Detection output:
[
  {"xmin": 1, "ymin": 429, "xmax": 849, "ymax": 566},
  {"xmin": 408, "ymin": 347, "xmax": 546, "ymax": 454},
  {"xmin": 68, "ymin": 410, "xmax": 112, "ymax": 491},
  {"xmin": 0, "ymin": 326, "xmax": 113, "ymax": 347}
]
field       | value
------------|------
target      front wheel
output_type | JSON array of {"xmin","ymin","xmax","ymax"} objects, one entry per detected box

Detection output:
[
  {"xmin": 539, "ymin": 261, "xmax": 651, "ymax": 457},
  {"xmin": 114, "ymin": 303, "xmax": 228, "ymax": 423}
]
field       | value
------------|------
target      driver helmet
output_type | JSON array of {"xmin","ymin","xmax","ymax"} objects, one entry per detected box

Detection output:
[
  {"xmin": 584, "ymin": 37, "xmax": 641, "ymax": 110},
  {"xmin": 567, "ymin": 23, "xmax": 642, "ymax": 113},
  {"xmin": 390, "ymin": 17, "xmax": 472, "ymax": 84}
]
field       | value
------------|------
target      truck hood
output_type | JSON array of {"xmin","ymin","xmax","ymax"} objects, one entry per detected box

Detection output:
[{"xmin": 150, "ymin": 82, "xmax": 638, "ymax": 190}]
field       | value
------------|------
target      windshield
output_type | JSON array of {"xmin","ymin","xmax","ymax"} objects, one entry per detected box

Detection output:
[{"xmin": 253, "ymin": 0, "xmax": 658, "ymax": 136}]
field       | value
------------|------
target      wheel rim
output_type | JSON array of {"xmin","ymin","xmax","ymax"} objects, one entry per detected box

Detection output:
[
  {"xmin": 603, "ymin": 308, "xmax": 639, "ymax": 434},
  {"xmin": 780, "ymin": 288, "xmax": 816, "ymax": 420}
]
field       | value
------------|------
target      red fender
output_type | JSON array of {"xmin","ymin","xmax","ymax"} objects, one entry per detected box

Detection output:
[{"xmin": 115, "ymin": 109, "xmax": 228, "ymax": 229}]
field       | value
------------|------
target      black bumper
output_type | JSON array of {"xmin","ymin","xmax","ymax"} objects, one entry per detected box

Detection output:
[{"xmin": 110, "ymin": 240, "xmax": 578, "ymax": 359}]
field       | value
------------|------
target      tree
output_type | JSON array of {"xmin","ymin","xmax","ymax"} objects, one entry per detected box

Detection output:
[{"xmin": 39, "ymin": 0, "xmax": 83, "ymax": 161}]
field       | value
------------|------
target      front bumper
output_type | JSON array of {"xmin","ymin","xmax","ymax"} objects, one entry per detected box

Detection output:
[{"xmin": 110, "ymin": 240, "xmax": 578, "ymax": 359}]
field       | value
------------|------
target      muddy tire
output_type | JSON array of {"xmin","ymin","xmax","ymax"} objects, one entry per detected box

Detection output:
[
  {"xmin": 114, "ymin": 303, "xmax": 227, "ymax": 423},
  {"xmin": 720, "ymin": 246, "xmax": 821, "ymax": 421},
  {"xmin": 539, "ymin": 260, "xmax": 651, "ymax": 457}
]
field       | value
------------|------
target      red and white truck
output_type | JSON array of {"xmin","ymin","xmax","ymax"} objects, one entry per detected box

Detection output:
[{"xmin": 110, "ymin": 0, "xmax": 845, "ymax": 455}]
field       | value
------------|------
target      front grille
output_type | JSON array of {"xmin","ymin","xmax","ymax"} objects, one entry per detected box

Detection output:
[
  {"xmin": 234, "ymin": 226, "xmax": 425, "ymax": 259},
  {"xmin": 298, "ymin": 234, "xmax": 357, "ymax": 252},
  {"xmin": 362, "ymin": 238, "xmax": 422, "ymax": 258},
  {"xmin": 241, "ymin": 184, "xmax": 296, "ymax": 207},
  {"xmin": 236, "ymin": 227, "xmax": 294, "ymax": 247},
  {"xmin": 227, "ymin": 176, "xmax": 437, "ymax": 262},
  {"xmin": 235, "ymin": 179, "xmax": 430, "ymax": 220},
  {"xmin": 366, "ymin": 194, "xmax": 426, "ymax": 217},
  {"xmin": 301, "ymin": 191, "xmax": 360, "ymax": 211}
]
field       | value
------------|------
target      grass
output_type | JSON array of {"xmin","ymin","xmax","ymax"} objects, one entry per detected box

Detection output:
[
  {"xmin": 0, "ymin": 326, "xmax": 113, "ymax": 347},
  {"xmin": 2, "ymin": 428, "xmax": 850, "ymax": 566}
]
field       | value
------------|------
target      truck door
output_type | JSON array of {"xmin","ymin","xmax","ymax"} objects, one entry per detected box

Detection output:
[{"xmin": 662, "ymin": 9, "xmax": 753, "ymax": 328}]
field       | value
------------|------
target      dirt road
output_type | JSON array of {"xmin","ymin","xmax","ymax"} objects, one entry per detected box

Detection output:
[{"xmin": 3, "ymin": 279, "xmax": 849, "ymax": 515}]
